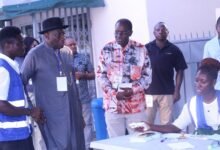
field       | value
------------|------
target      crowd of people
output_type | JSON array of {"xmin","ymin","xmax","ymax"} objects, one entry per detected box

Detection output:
[{"xmin": 0, "ymin": 16, "xmax": 219, "ymax": 150}]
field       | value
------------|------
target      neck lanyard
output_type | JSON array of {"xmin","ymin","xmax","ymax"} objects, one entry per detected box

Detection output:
[{"xmin": 55, "ymin": 50, "xmax": 64, "ymax": 76}]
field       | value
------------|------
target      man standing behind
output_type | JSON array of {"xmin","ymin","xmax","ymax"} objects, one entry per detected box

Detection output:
[
  {"xmin": 21, "ymin": 17, "xmax": 85, "ymax": 150},
  {"xmin": 97, "ymin": 18, "xmax": 152, "ymax": 138},
  {"xmin": 0, "ymin": 26, "xmax": 43, "ymax": 150},
  {"xmin": 65, "ymin": 37, "xmax": 95, "ymax": 150},
  {"xmin": 145, "ymin": 22, "xmax": 187, "ymax": 125},
  {"xmin": 203, "ymin": 16, "xmax": 220, "ymax": 90}
]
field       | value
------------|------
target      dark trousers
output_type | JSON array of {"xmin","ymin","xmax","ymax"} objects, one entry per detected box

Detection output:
[{"xmin": 0, "ymin": 136, "xmax": 34, "ymax": 150}]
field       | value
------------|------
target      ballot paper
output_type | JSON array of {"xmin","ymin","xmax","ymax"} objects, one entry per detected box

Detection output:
[
  {"xmin": 129, "ymin": 122, "xmax": 149, "ymax": 131},
  {"xmin": 129, "ymin": 131, "xmax": 161, "ymax": 143}
]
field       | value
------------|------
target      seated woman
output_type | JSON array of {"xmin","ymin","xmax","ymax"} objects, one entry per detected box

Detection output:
[{"xmin": 138, "ymin": 58, "xmax": 220, "ymax": 135}]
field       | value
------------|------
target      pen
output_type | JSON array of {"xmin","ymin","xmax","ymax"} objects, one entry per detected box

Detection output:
[{"xmin": 160, "ymin": 137, "xmax": 168, "ymax": 143}]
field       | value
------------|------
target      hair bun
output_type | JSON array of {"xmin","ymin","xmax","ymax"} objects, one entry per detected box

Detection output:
[{"xmin": 200, "ymin": 58, "xmax": 220, "ymax": 70}]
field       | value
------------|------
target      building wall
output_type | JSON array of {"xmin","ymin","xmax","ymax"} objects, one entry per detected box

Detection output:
[
  {"xmin": 90, "ymin": 0, "xmax": 150, "ymax": 96},
  {"xmin": 146, "ymin": 0, "xmax": 220, "ymax": 41},
  {"xmin": 8, "ymin": 0, "xmax": 220, "ymax": 98}
]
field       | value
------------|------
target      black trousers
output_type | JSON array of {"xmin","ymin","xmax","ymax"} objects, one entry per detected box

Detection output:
[{"xmin": 0, "ymin": 136, "xmax": 34, "ymax": 150}]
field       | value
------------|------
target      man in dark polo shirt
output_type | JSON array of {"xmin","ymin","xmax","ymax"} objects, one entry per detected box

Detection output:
[{"xmin": 145, "ymin": 22, "xmax": 187, "ymax": 125}]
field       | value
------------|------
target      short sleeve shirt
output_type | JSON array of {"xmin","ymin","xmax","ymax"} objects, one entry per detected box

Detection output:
[
  {"xmin": 145, "ymin": 40, "xmax": 187, "ymax": 94},
  {"xmin": 173, "ymin": 96, "xmax": 220, "ymax": 131},
  {"xmin": 203, "ymin": 36, "xmax": 220, "ymax": 90},
  {"xmin": 73, "ymin": 53, "xmax": 94, "ymax": 103},
  {"xmin": 0, "ymin": 53, "xmax": 20, "ymax": 100}
]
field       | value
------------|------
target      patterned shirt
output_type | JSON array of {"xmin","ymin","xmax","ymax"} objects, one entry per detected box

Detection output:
[
  {"xmin": 97, "ymin": 40, "xmax": 152, "ymax": 114},
  {"xmin": 73, "ymin": 53, "xmax": 94, "ymax": 104}
]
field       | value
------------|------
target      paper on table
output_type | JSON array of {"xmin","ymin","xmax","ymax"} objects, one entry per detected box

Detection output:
[
  {"xmin": 129, "ymin": 131, "xmax": 161, "ymax": 143},
  {"xmin": 129, "ymin": 122, "xmax": 149, "ymax": 131},
  {"xmin": 207, "ymin": 134, "xmax": 220, "ymax": 141},
  {"xmin": 167, "ymin": 142, "xmax": 194, "ymax": 150}
]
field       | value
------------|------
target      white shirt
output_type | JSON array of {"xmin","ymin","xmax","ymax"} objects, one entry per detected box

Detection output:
[
  {"xmin": 203, "ymin": 36, "xmax": 220, "ymax": 90},
  {"xmin": 173, "ymin": 96, "xmax": 220, "ymax": 131},
  {"xmin": 0, "ymin": 53, "xmax": 30, "ymax": 131},
  {"xmin": 0, "ymin": 53, "xmax": 20, "ymax": 100}
]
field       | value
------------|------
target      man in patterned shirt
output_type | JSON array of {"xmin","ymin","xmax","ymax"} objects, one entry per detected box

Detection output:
[
  {"xmin": 97, "ymin": 18, "xmax": 152, "ymax": 137},
  {"xmin": 65, "ymin": 37, "xmax": 95, "ymax": 150}
]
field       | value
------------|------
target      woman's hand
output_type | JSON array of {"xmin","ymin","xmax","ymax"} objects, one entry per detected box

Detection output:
[{"xmin": 129, "ymin": 122, "xmax": 150, "ymax": 132}]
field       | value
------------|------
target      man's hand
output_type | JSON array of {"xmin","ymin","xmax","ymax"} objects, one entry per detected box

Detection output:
[
  {"xmin": 75, "ymin": 71, "xmax": 86, "ymax": 80},
  {"xmin": 116, "ymin": 88, "xmax": 133, "ymax": 100},
  {"xmin": 122, "ymin": 88, "xmax": 133, "ymax": 100},
  {"xmin": 30, "ymin": 107, "xmax": 46, "ymax": 124},
  {"xmin": 116, "ymin": 91, "xmax": 124, "ymax": 100}
]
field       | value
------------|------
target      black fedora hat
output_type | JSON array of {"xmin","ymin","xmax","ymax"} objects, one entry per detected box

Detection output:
[{"xmin": 39, "ymin": 17, "xmax": 69, "ymax": 34}]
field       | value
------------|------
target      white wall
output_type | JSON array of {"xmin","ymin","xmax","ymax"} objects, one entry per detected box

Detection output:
[
  {"xmin": 147, "ymin": 0, "xmax": 220, "ymax": 41},
  {"xmin": 9, "ymin": 0, "xmax": 220, "ymax": 98},
  {"xmin": 90, "ymin": 0, "xmax": 150, "ymax": 96},
  {"xmin": 216, "ymin": 8, "xmax": 220, "ymax": 20}
]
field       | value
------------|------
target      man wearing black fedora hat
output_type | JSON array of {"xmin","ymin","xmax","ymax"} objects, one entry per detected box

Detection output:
[
  {"xmin": 21, "ymin": 17, "xmax": 85, "ymax": 150},
  {"xmin": 39, "ymin": 17, "xmax": 69, "ymax": 34}
]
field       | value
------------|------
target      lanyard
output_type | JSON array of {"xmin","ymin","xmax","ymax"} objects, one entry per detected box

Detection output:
[{"xmin": 55, "ymin": 50, "xmax": 64, "ymax": 76}]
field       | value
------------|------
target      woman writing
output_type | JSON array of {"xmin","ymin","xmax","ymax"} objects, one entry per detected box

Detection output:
[{"xmin": 138, "ymin": 58, "xmax": 220, "ymax": 135}]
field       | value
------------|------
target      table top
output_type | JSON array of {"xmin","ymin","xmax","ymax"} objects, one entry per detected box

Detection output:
[{"xmin": 90, "ymin": 132, "xmax": 220, "ymax": 150}]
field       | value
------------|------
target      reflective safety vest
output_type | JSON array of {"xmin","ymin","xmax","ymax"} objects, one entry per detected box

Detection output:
[{"xmin": 0, "ymin": 59, "xmax": 30, "ymax": 141}]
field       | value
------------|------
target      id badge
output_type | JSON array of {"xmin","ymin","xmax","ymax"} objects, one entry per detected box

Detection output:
[
  {"xmin": 56, "ymin": 76, "xmax": 67, "ymax": 91},
  {"xmin": 145, "ymin": 95, "xmax": 153, "ymax": 107},
  {"xmin": 112, "ymin": 75, "xmax": 122, "ymax": 89}
]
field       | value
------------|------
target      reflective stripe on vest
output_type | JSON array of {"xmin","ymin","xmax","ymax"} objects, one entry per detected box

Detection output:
[
  {"xmin": 0, "ymin": 59, "xmax": 30, "ymax": 141},
  {"xmin": 9, "ymin": 99, "xmax": 25, "ymax": 107},
  {"xmin": 0, "ymin": 120, "xmax": 29, "ymax": 129}
]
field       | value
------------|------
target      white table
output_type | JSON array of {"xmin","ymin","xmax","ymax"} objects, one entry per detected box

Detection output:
[{"xmin": 90, "ymin": 133, "xmax": 219, "ymax": 150}]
